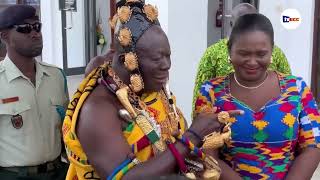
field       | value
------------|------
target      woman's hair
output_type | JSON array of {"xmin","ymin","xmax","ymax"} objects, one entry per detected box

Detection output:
[{"xmin": 228, "ymin": 13, "xmax": 274, "ymax": 52}]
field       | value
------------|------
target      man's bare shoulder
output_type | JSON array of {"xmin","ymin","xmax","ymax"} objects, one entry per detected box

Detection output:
[
  {"xmin": 85, "ymin": 50, "xmax": 115, "ymax": 76},
  {"xmin": 81, "ymin": 85, "xmax": 119, "ymax": 117},
  {"xmin": 85, "ymin": 56, "xmax": 107, "ymax": 77},
  {"xmin": 76, "ymin": 84, "xmax": 124, "ymax": 140}
]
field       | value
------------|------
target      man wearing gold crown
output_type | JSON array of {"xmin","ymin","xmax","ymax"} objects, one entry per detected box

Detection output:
[{"xmin": 62, "ymin": 1, "xmax": 244, "ymax": 179}]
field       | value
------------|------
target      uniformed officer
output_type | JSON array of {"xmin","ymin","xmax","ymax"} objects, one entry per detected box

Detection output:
[{"xmin": 0, "ymin": 5, "xmax": 69, "ymax": 180}]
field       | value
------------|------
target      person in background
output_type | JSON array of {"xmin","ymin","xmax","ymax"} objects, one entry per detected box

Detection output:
[{"xmin": 0, "ymin": 5, "xmax": 69, "ymax": 180}]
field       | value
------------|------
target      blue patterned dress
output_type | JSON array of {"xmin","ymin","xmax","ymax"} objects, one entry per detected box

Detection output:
[{"xmin": 195, "ymin": 73, "xmax": 320, "ymax": 179}]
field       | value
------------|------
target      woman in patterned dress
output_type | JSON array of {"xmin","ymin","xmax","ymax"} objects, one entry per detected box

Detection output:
[{"xmin": 194, "ymin": 13, "xmax": 320, "ymax": 180}]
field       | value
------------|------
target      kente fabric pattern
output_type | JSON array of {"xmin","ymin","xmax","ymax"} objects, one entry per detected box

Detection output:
[
  {"xmin": 62, "ymin": 64, "xmax": 186, "ymax": 180},
  {"xmin": 194, "ymin": 73, "xmax": 320, "ymax": 180}
]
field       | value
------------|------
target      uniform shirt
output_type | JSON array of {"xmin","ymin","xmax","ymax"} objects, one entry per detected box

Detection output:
[{"xmin": 0, "ymin": 56, "xmax": 69, "ymax": 167}]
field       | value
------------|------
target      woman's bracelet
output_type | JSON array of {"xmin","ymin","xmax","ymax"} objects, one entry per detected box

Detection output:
[{"xmin": 186, "ymin": 129, "xmax": 202, "ymax": 142}]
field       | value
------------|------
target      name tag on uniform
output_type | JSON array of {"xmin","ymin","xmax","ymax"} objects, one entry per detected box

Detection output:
[
  {"xmin": 0, "ymin": 96, "xmax": 19, "ymax": 104},
  {"xmin": 11, "ymin": 115, "xmax": 23, "ymax": 129}
]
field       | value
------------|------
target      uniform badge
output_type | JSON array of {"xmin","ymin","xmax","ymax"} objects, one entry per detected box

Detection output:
[
  {"xmin": 0, "ymin": 96, "xmax": 19, "ymax": 104},
  {"xmin": 11, "ymin": 115, "xmax": 23, "ymax": 129}
]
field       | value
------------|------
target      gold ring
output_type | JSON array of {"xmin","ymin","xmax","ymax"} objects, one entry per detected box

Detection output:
[{"xmin": 217, "ymin": 111, "xmax": 230, "ymax": 124}]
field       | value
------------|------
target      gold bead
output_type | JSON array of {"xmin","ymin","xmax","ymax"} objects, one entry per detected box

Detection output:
[
  {"xmin": 217, "ymin": 111, "xmax": 230, "ymax": 124},
  {"xmin": 130, "ymin": 74, "xmax": 144, "ymax": 92},
  {"xmin": 143, "ymin": 4, "xmax": 158, "ymax": 22},
  {"xmin": 124, "ymin": 52, "xmax": 138, "ymax": 71},
  {"xmin": 118, "ymin": 28, "xmax": 132, "ymax": 47},
  {"xmin": 117, "ymin": 6, "xmax": 132, "ymax": 24}
]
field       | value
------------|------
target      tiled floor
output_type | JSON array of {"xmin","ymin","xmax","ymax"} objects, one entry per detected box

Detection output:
[{"xmin": 67, "ymin": 75, "xmax": 320, "ymax": 179}]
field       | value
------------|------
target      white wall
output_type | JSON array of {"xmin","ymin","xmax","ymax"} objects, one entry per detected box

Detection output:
[
  {"xmin": 260, "ymin": 0, "xmax": 315, "ymax": 85},
  {"xmin": 41, "ymin": 0, "xmax": 63, "ymax": 68},
  {"xmin": 168, "ymin": 0, "xmax": 208, "ymax": 123}
]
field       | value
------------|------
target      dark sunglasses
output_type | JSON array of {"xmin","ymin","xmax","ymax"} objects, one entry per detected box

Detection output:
[{"xmin": 13, "ymin": 22, "xmax": 42, "ymax": 34}]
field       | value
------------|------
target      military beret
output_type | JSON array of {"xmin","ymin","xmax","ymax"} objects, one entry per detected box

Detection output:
[{"xmin": 0, "ymin": 5, "xmax": 38, "ymax": 30}]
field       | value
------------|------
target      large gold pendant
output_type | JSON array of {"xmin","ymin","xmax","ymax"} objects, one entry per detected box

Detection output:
[
  {"xmin": 135, "ymin": 114, "xmax": 166, "ymax": 152},
  {"xmin": 116, "ymin": 87, "xmax": 137, "ymax": 118},
  {"xmin": 202, "ymin": 156, "xmax": 221, "ymax": 180},
  {"xmin": 202, "ymin": 132, "xmax": 225, "ymax": 150},
  {"xmin": 159, "ymin": 119, "xmax": 172, "ymax": 142},
  {"xmin": 168, "ymin": 112, "xmax": 179, "ymax": 133},
  {"xmin": 202, "ymin": 123, "xmax": 232, "ymax": 150}
]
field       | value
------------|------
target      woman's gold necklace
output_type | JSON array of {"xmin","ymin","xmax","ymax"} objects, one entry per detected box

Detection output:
[{"xmin": 233, "ymin": 71, "xmax": 269, "ymax": 90}]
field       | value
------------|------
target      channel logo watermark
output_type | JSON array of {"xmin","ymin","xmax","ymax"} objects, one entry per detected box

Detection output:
[{"xmin": 280, "ymin": 9, "xmax": 301, "ymax": 30}]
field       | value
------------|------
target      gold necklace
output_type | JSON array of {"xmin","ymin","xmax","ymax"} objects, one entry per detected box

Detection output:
[
  {"xmin": 106, "ymin": 65, "xmax": 178, "ymax": 150},
  {"xmin": 233, "ymin": 71, "xmax": 269, "ymax": 90},
  {"xmin": 158, "ymin": 91, "xmax": 180, "ymax": 141}
]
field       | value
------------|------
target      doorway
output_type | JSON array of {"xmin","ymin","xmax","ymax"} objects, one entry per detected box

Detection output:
[
  {"xmin": 311, "ymin": 0, "xmax": 320, "ymax": 104},
  {"xmin": 207, "ymin": 0, "xmax": 259, "ymax": 47},
  {"xmin": 60, "ymin": 0, "xmax": 96, "ymax": 75}
]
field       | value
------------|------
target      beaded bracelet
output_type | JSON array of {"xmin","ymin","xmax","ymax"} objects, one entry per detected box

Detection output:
[
  {"xmin": 186, "ymin": 129, "xmax": 202, "ymax": 142},
  {"xmin": 107, "ymin": 157, "xmax": 140, "ymax": 180},
  {"xmin": 166, "ymin": 141, "xmax": 187, "ymax": 173},
  {"xmin": 107, "ymin": 158, "xmax": 131, "ymax": 180},
  {"xmin": 174, "ymin": 133, "xmax": 206, "ymax": 161},
  {"xmin": 113, "ymin": 159, "xmax": 140, "ymax": 180}
]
